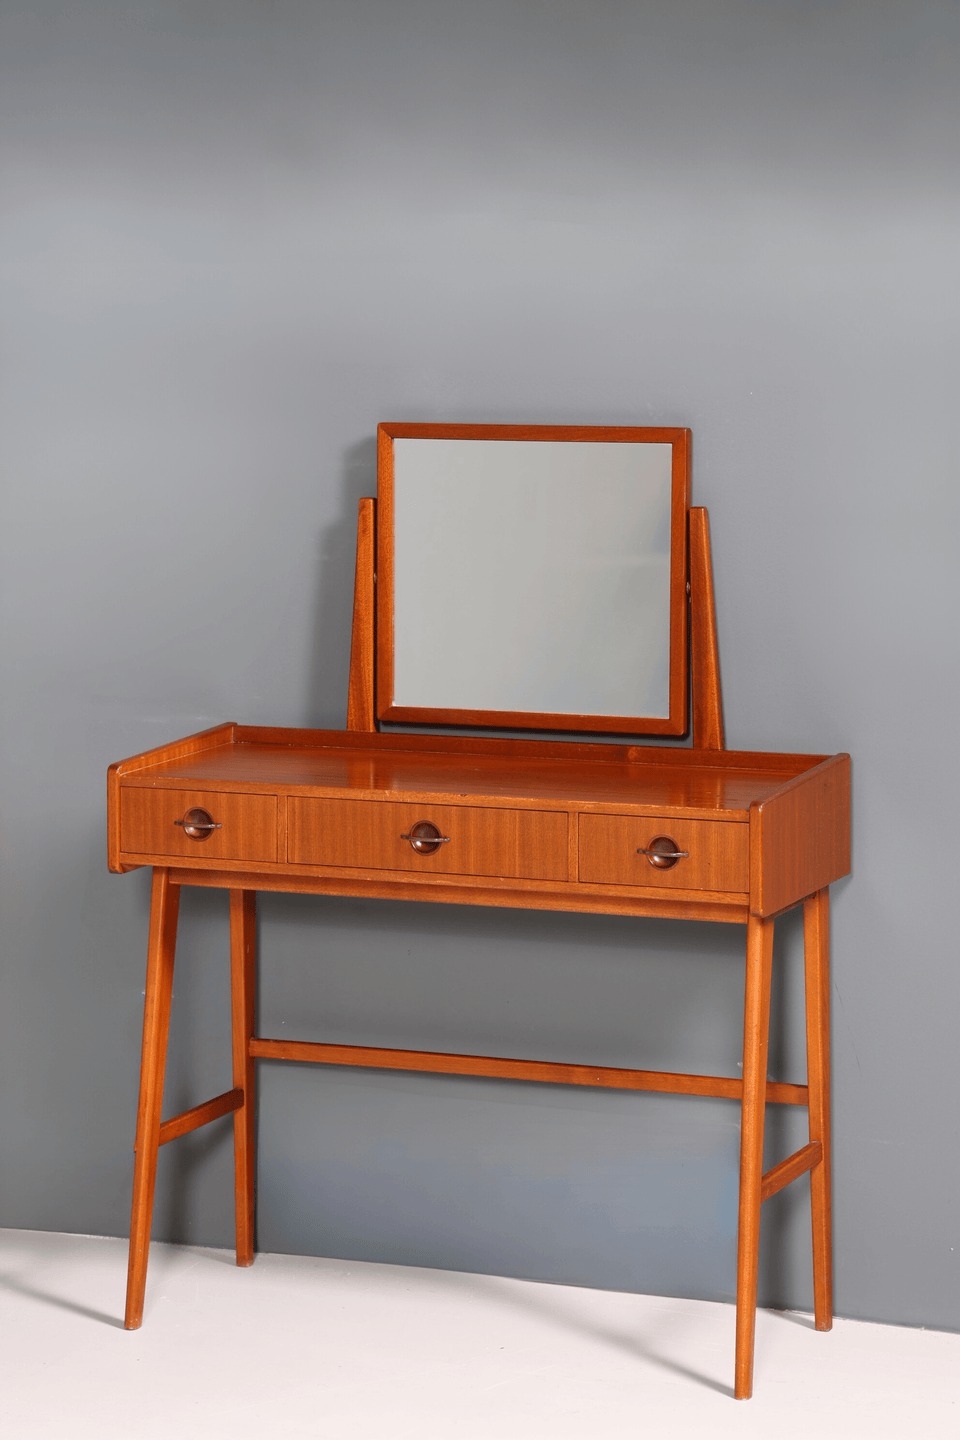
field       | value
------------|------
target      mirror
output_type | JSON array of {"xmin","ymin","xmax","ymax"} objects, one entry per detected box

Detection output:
[{"xmin": 376, "ymin": 424, "xmax": 690, "ymax": 736}]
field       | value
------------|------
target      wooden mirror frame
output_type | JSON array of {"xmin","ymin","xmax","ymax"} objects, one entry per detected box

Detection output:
[{"xmin": 374, "ymin": 422, "xmax": 692, "ymax": 736}]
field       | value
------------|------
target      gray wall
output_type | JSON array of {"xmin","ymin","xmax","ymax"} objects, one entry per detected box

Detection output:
[{"xmin": 2, "ymin": 1, "xmax": 958, "ymax": 1330}]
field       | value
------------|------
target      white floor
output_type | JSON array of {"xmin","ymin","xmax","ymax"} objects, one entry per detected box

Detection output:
[{"xmin": 2, "ymin": 1229, "xmax": 957, "ymax": 1439}]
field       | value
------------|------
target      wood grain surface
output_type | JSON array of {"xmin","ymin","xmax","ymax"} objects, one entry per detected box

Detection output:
[
  {"xmin": 108, "ymin": 722, "xmax": 237, "ymax": 872},
  {"xmin": 578, "ymin": 813, "xmax": 748, "ymax": 891},
  {"xmin": 120, "ymin": 741, "xmax": 810, "ymax": 816},
  {"xmin": 288, "ymin": 796, "xmax": 568, "ymax": 880},
  {"xmin": 238, "ymin": 727, "xmax": 822, "ymax": 770},
  {"xmin": 120, "ymin": 788, "xmax": 278, "ymax": 863},
  {"xmin": 750, "ymin": 754, "xmax": 851, "ymax": 916}
]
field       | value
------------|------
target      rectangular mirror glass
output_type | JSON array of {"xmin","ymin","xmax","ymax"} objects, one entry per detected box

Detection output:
[{"xmin": 376, "ymin": 424, "xmax": 690, "ymax": 735}]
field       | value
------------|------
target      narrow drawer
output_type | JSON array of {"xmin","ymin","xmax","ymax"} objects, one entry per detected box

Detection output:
[
  {"xmin": 288, "ymin": 798, "xmax": 567, "ymax": 881},
  {"xmin": 120, "ymin": 788, "xmax": 278, "ymax": 863},
  {"xmin": 579, "ymin": 814, "xmax": 748, "ymax": 892}
]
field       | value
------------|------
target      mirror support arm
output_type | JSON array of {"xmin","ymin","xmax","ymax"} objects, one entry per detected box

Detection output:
[
  {"xmin": 346, "ymin": 497, "xmax": 377, "ymax": 732},
  {"xmin": 689, "ymin": 507, "xmax": 725, "ymax": 750}
]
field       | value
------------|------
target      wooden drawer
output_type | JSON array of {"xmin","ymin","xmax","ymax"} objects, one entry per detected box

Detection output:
[
  {"xmin": 120, "ymin": 788, "xmax": 278, "ymax": 863},
  {"xmin": 579, "ymin": 814, "xmax": 748, "ymax": 892},
  {"xmin": 288, "ymin": 798, "xmax": 567, "ymax": 881}
]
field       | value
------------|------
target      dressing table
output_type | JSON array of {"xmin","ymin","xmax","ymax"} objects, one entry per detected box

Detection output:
[{"xmin": 108, "ymin": 423, "xmax": 850, "ymax": 1399}]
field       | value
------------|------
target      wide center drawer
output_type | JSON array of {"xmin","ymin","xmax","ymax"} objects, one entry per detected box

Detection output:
[
  {"xmin": 120, "ymin": 788, "xmax": 278, "ymax": 863},
  {"xmin": 288, "ymin": 798, "xmax": 567, "ymax": 880},
  {"xmin": 579, "ymin": 814, "xmax": 748, "ymax": 892}
]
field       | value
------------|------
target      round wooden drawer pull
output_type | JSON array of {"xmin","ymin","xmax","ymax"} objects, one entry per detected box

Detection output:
[
  {"xmin": 174, "ymin": 807, "xmax": 222, "ymax": 840},
  {"xmin": 638, "ymin": 836, "xmax": 689, "ymax": 869},
  {"xmin": 400, "ymin": 821, "xmax": 451, "ymax": 855}
]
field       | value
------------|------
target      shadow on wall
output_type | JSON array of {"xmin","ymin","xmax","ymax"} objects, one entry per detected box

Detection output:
[{"xmin": 303, "ymin": 437, "xmax": 378, "ymax": 728}]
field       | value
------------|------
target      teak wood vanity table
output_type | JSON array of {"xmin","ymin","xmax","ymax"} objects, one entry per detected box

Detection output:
[{"xmin": 109, "ymin": 425, "xmax": 850, "ymax": 1399}]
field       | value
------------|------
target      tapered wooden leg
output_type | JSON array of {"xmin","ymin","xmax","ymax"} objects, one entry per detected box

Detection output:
[
  {"xmin": 734, "ymin": 911, "xmax": 775, "ymax": 1399},
  {"xmin": 804, "ymin": 888, "xmax": 833, "ymax": 1331},
  {"xmin": 125, "ymin": 868, "xmax": 180, "ymax": 1329},
  {"xmin": 230, "ymin": 889, "xmax": 257, "ymax": 1266}
]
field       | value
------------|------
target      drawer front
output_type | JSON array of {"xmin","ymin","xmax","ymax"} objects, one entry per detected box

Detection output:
[
  {"xmin": 288, "ymin": 798, "xmax": 567, "ymax": 881},
  {"xmin": 120, "ymin": 788, "xmax": 278, "ymax": 863},
  {"xmin": 579, "ymin": 814, "xmax": 748, "ymax": 892}
]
